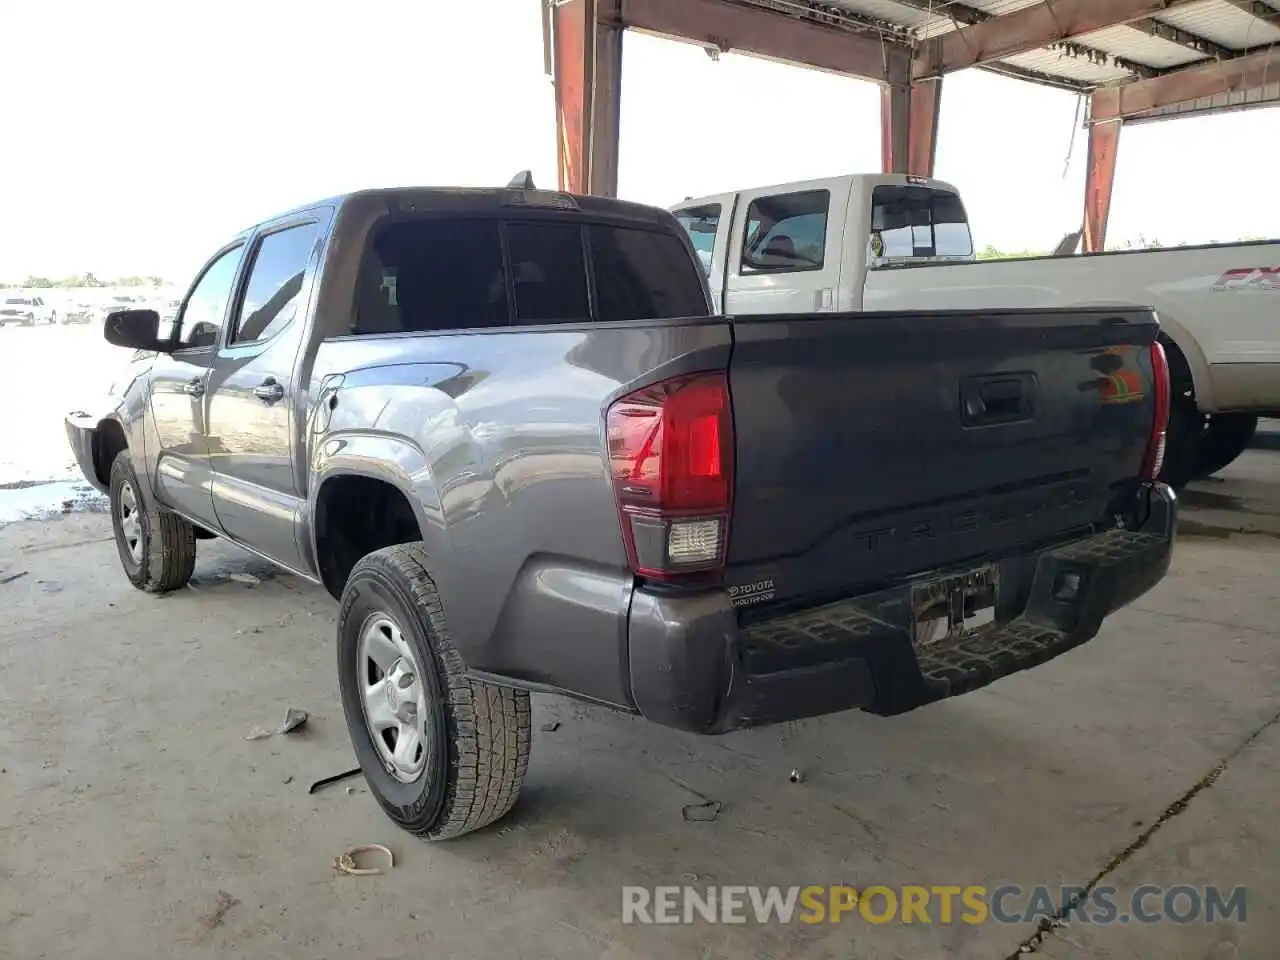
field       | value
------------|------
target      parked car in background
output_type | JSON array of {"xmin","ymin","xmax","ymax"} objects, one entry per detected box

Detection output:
[
  {"xmin": 62, "ymin": 300, "xmax": 96, "ymax": 324},
  {"xmin": 673, "ymin": 173, "xmax": 1280, "ymax": 486},
  {"xmin": 0, "ymin": 295, "xmax": 57, "ymax": 326}
]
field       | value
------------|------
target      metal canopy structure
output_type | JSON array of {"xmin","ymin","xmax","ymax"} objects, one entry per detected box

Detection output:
[{"xmin": 547, "ymin": 0, "xmax": 1280, "ymax": 251}]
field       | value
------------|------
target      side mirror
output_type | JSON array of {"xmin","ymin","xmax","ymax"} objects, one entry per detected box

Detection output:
[{"xmin": 104, "ymin": 309, "xmax": 168, "ymax": 351}]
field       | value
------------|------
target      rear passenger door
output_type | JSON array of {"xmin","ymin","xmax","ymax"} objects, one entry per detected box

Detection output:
[
  {"xmin": 724, "ymin": 178, "xmax": 850, "ymax": 315},
  {"xmin": 206, "ymin": 218, "xmax": 324, "ymax": 572}
]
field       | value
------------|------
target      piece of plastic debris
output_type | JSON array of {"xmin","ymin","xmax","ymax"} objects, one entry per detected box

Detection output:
[
  {"xmin": 308, "ymin": 767, "xmax": 363, "ymax": 794},
  {"xmin": 229, "ymin": 572, "xmax": 261, "ymax": 585},
  {"xmin": 540, "ymin": 720, "xmax": 561, "ymax": 732},
  {"xmin": 334, "ymin": 844, "xmax": 394, "ymax": 876},
  {"xmin": 682, "ymin": 800, "xmax": 723, "ymax": 823},
  {"xmin": 0, "ymin": 571, "xmax": 28, "ymax": 585},
  {"xmin": 789, "ymin": 769, "xmax": 804, "ymax": 784},
  {"xmin": 245, "ymin": 707, "xmax": 308, "ymax": 741},
  {"xmin": 278, "ymin": 708, "xmax": 308, "ymax": 734}
]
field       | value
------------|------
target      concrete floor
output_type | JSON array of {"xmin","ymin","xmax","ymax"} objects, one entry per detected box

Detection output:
[{"xmin": 2, "ymin": 508, "xmax": 1278, "ymax": 959}]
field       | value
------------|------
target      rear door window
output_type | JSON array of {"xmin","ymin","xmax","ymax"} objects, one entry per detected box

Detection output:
[
  {"xmin": 589, "ymin": 225, "xmax": 709, "ymax": 322},
  {"xmin": 740, "ymin": 190, "xmax": 830, "ymax": 273},
  {"xmin": 870, "ymin": 186, "xmax": 973, "ymax": 260},
  {"xmin": 229, "ymin": 222, "xmax": 320, "ymax": 344},
  {"xmin": 672, "ymin": 204, "xmax": 721, "ymax": 278},
  {"xmin": 505, "ymin": 222, "xmax": 591, "ymax": 323},
  {"xmin": 353, "ymin": 219, "xmax": 509, "ymax": 334}
]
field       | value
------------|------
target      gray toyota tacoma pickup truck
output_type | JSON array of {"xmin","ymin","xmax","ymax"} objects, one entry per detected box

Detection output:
[{"xmin": 67, "ymin": 182, "xmax": 1176, "ymax": 841}]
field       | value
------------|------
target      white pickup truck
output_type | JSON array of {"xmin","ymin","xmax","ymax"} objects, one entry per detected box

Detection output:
[{"xmin": 672, "ymin": 173, "xmax": 1280, "ymax": 487}]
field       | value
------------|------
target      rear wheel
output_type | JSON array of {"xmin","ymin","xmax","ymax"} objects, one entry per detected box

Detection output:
[
  {"xmin": 337, "ymin": 542, "xmax": 531, "ymax": 840},
  {"xmin": 1159, "ymin": 393, "xmax": 1203, "ymax": 490},
  {"xmin": 109, "ymin": 451, "xmax": 197, "ymax": 592},
  {"xmin": 1190, "ymin": 413, "xmax": 1258, "ymax": 480}
]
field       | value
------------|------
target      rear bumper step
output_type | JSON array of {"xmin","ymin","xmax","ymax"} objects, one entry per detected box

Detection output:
[{"xmin": 627, "ymin": 483, "xmax": 1176, "ymax": 732}]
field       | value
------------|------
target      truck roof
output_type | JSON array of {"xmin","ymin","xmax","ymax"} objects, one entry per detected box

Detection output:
[
  {"xmin": 673, "ymin": 172, "xmax": 964, "ymax": 210},
  {"xmin": 241, "ymin": 186, "xmax": 682, "ymax": 241}
]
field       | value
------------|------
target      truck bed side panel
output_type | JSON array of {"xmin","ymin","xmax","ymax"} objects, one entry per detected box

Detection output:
[{"xmin": 311, "ymin": 319, "xmax": 731, "ymax": 709}]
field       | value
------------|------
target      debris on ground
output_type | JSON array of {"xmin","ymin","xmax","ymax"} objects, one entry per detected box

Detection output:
[
  {"xmin": 244, "ymin": 707, "xmax": 309, "ymax": 740},
  {"xmin": 540, "ymin": 720, "xmax": 561, "ymax": 732},
  {"xmin": 345, "ymin": 785, "xmax": 365, "ymax": 795},
  {"xmin": 193, "ymin": 890, "xmax": 239, "ymax": 939},
  {"xmin": 228, "ymin": 572, "xmax": 261, "ymax": 585},
  {"xmin": 282, "ymin": 776, "xmax": 293, "ymax": 785},
  {"xmin": 681, "ymin": 800, "xmax": 723, "ymax": 823},
  {"xmin": 334, "ymin": 844, "xmax": 394, "ymax": 876},
  {"xmin": 308, "ymin": 767, "xmax": 363, "ymax": 794},
  {"xmin": 0, "ymin": 571, "xmax": 28, "ymax": 585},
  {"xmin": 789, "ymin": 769, "xmax": 804, "ymax": 784}
]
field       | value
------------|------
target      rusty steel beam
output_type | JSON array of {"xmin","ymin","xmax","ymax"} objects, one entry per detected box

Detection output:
[
  {"xmin": 552, "ymin": 0, "xmax": 593, "ymax": 194},
  {"xmin": 613, "ymin": 0, "xmax": 907, "ymax": 83},
  {"xmin": 551, "ymin": 0, "xmax": 623, "ymax": 196},
  {"xmin": 1090, "ymin": 45, "xmax": 1280, "ymax": 121},
  {"xmin": 1083, "ymin": 118, "xmax": 1121, "ymax": 254},
  {"xmin": 913, "ymin": 0, "xmax": 1200, "ymax": 79},
  {"xmin": 880, "ymin": 77, "xmax": 943, "ymax": 176}
]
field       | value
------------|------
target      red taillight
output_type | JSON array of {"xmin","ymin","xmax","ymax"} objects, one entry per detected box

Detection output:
[
  {"xmin": 606, "ymin": 372, "xmax": 734, "ymax": 580},
  {"xmin": 1141, "ymin": 340, "xmax": 1171, "ymax": 481}
]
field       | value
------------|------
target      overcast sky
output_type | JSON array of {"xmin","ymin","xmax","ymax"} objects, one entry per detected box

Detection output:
[{"xmin": 1, "ymin": 0, "xmax": 1274, "ymax": 281}]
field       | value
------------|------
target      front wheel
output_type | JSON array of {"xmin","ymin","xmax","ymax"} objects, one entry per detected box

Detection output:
[
  {"xmin": 109, "ymin": 451, "xmax": 197, "ymax": 592},
  {"xmin": 337, "ymin": 542, "xmax": 531, "ymax": 840}
]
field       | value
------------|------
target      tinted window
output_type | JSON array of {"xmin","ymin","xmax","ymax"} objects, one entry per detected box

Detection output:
[
  {"xmin": 590, "ymin": 225, "xmax": 708, "ymax": 322},
  {"xmin": 506, "ymin": 222, "xmax": 590, "ymax": 323},
  {"xmin": 673, "ymin": 204, "xmax": 720, "ymax": 277},
  {"xmin": 230, "ymin": 222, "xmax": 320, "ymax": 344},
  {"xmin": 870, "ymin": 186, "xmax": 973, "ymax": 260},
  {"xmin": 353, "ymin": 219, "xmax": 508, "ymax": 335},
  {"xmin": 176, "ymin": 245, "xmax": 243, "ymax": 348},
  {"xmin": 741, "ymin": 190, "xmax": 829, "ymax": 273}
]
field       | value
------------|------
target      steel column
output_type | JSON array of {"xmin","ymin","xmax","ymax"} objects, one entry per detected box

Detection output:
[
  {"xmin": 881, "ymin": 78, "xmax": 942, "ymax": 177},
  {"xmin": 551, "ymin": 0, "xmax": 622, "ymax": 196},
  {"xmin": 1083, "ymin": 117, "xmax": 1121, "ymax": 254}
]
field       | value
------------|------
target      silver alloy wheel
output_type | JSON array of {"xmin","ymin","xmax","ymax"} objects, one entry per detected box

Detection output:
[
  {"xmin": 357, "ymin": 613, "xmax": 430, "ymax": 783},
  {"xmin": 118, "ymin": 481, "xmax": 143, "ymax": 564}
]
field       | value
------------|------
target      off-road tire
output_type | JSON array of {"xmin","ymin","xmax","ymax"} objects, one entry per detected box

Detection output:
[
  {"xmin": 1190, "ymin": 413, "xmax": 1258, "ymax": 481},
  {"xmin": 109, "ymin": 451, "xmax": 197, "ymax": 592},
  {"xmin": 337, "ymin": 542, "xmax": 532, "ymax": 840}
]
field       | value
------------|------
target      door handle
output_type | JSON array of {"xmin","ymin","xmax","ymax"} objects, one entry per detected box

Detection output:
[
  {"xmin": 183, "ymin": 378, "xmax": 205, "ymax": 398},
  {"xmin": 253, "ymin": 378, "xmax": 286, "ymax": 404},
  {"xmin": 960, "ymin": 373, "xmax": 1036, "ymax": 426}
]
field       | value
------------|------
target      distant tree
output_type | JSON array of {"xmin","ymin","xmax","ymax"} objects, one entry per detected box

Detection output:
[{"xmin": 23, "ymin": 275, "xmax": 55, "ymax": 288}]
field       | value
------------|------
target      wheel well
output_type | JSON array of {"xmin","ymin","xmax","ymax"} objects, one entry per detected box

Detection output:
[
  {"xmin": 1159, "ymin": 334, "xmax": 1193, "ymax": 395},
  {"xmin": 315, "ymin": 475, "xmax": 422, "ymax": 600},
  {"xmin": 93, "ymin": 419, "xmax": 128, "ymax": 487}
]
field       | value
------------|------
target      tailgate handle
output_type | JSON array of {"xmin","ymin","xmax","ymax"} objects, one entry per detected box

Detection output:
[{"xmin": 961, "ymin": 374, "xmax": 1035, "ymax": 426}]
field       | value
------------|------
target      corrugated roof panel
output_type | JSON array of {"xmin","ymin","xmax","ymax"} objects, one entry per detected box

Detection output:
[
  {"xmin": 1000, "ymin": 47, "xmax": 1135, "ymax": 83},
  {"xmin": 964, "ymin": 0, "xmax": 1046, "ymax": 15},
  {"xmin": 828, "ymin": 0, "xmax": 935, "ymax": 27},
  {"xmin": 1154, "ymin": 0, "xmax": 1280, "ymax": 50},
  {"xmin": 1073, "ymin": 24, "xmax": 1211, "ymax": 69}
]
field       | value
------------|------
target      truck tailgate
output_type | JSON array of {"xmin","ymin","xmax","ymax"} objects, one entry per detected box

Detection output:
[{"xmin": 726, "ymin": 307, "xmax": 1160, "ymax": 607}]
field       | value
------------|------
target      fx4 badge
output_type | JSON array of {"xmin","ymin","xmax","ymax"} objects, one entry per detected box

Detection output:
[{"xmin": 1212, "ymin": 267, "xmax": 1280, "ymax": 292}]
